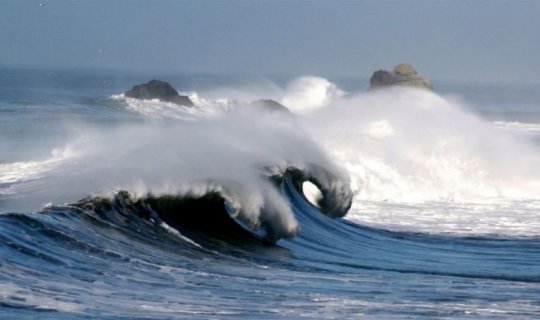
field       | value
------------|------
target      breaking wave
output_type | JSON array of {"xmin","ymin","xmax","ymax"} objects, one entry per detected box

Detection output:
[{"xmin": 3, "ymin": 76, "xmax": 540, "ymax": 237}]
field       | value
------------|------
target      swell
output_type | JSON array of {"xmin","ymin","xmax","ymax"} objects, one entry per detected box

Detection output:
[
  {"xmin": 2, "ymin": 182, "xmax": 539, "ymax": 319},
  {"xmin": 282, "ymin": 177, "xmax": 540, "ymax": 283},
  {"xmin": 0, "ymin": 175, "xmax": 538, "ymax": 298}
]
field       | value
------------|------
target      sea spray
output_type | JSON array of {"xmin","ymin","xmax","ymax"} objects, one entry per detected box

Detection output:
[
  {"xmin": 304, "ymin": 86, "xmax": 540, "ymax": 202},
  {"xmin": 281, "ymin": 76, "xmax": 345, "ymax": 113},
  {"xmin": 296, "ymin": 85, "xmax": 540, "ymax": 235},
  {"xmin": 2, "ymin": 110, "xmax": 350, "ymax": 240}
]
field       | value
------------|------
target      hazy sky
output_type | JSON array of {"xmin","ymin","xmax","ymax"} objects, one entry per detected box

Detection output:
[{"xmin": 1, "ymin": 0, "xmax": 539, "ymax": 83}]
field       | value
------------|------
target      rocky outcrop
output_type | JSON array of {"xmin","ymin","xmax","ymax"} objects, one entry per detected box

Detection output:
[
  {"xmin": 369, "ymin": 63, "xmax": 432, "ymax": 90},
  {"xmin": 248, "ymin": 99, "xmax": 290, "ymax": 114},
  {"xmin": 124, "ymin": 80, "xmax": 194, "ymax": 106}
]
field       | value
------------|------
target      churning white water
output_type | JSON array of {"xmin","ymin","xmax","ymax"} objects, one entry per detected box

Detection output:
[
  {"xmin": 300, "ymin": 85, "xmax": 540, "ymax": 235},
  {"xmin": 3, "ymin": 76, "xmax": 540, "ymax": 236}
]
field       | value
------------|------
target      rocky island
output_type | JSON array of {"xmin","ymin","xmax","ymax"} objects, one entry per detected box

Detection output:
[
  {"xmin": 369, "ymin": 63, "xmax": 432, "ymax": 91},
  {"xmin": 247, "ymin": 99, "xmax": 290, "ymax": 114},
  {"xmin": 124, "ymin": 79, "xmax": 194, "ymax": 106}
]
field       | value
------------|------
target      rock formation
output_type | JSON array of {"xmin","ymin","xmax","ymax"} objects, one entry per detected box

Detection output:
[
  {"xmin": 124, "ymin": 79, "xmax": 194, "ymax": 106},
  {"xmin": 369, "ymin": 63, "xmax": 432, "ymax": 90},
  {"xmin": 247, "ymin": 99, "xmax": 290, "ymax": 114}
]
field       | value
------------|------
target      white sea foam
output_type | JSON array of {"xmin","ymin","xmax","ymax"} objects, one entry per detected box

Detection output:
[
  {"xmin": 0, "ymin": 145, "xmax": 77, "ymax": 191},
  {"xmin": 305, "ymin": 87, "xmax": 540, "ymax": 202},
  {"xmin": 110, "ymin": 94, "xmax": 224, "ymax": 120},
  {"xmin": 298, "ymin": 85, "xmax": 540, "ymax": 235},
  {"xmin": 348, "ymin": 200, "xmax": 540, "ymax": 236}
]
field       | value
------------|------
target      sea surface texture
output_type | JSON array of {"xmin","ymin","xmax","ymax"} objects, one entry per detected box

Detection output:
[{"xmin": 1, "ymin": 69, "xmax": 540, "ymax": 319}]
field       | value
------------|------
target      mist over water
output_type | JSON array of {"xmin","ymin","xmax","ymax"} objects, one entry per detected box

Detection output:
[{"xmin": 301, "ymin": 85, "xmax": 540, "ymax": 235}]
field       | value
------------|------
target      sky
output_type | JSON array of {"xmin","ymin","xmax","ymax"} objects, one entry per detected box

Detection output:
[{"xmin": 1, "ymin": 0, "xmax": 539, "ymax": 84}]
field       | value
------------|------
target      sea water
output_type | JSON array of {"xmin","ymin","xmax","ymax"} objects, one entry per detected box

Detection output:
[{"xmin": 0, "ymin": 67, "xmax": 539, "ymax": 319}]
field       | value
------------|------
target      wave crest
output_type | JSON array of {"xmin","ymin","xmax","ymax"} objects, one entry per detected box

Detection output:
[{"xmin": 71, "ymin": 162, "xmax": 352, "ymax": 243}]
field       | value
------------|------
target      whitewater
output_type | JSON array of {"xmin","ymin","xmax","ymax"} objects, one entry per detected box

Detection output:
[{"xmin": 1, "ymin": 68, "xmax": 539, "ymax": 319}]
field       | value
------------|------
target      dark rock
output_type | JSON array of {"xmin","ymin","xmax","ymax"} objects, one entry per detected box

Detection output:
[
  {"xmin": 248, "ymin": 99, "xmax": 290, "ymax": 114},
  {"xmin": 369, "ymin": 63, "xmax": 432, "ymax": 91},
  {"xmin": 370, "ymin": 70, "xmax": 395, "ymax": 87},
  {"xmin": 124, "ymin": 79, "xmax": 194, "ymax": 106}
]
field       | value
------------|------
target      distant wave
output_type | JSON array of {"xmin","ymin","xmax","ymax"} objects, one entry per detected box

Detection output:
[
  {"xmin": 109, "ymin": 93, "xmax": 220, "ymax": 120},
  {"xmin": 0, "ymin": 146, "xmax": 77, "ymax": 197}
]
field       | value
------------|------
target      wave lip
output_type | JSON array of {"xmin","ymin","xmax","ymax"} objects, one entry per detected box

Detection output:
[{"xmin": 275, "ymin": 164, "xmax": 353, "ymax": 219}]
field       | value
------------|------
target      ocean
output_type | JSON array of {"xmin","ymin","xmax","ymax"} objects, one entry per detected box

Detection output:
[{"xmin": 1, "ymin": 67, "xmax": 539, "ymax": 319}]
